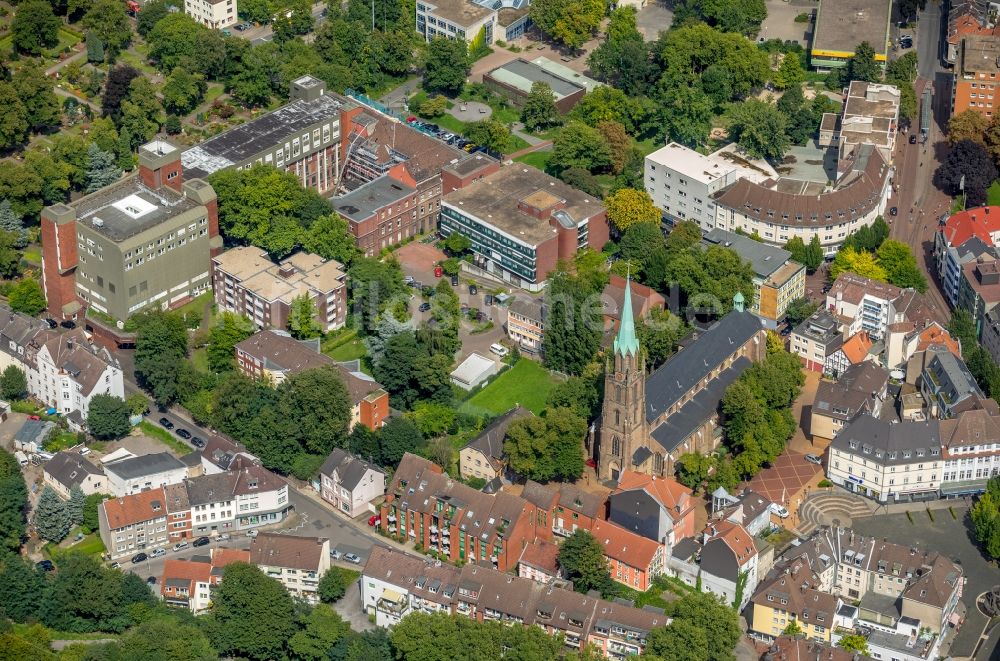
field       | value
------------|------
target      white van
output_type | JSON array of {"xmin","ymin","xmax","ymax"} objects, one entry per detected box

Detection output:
[
  {"xmin": 14, "ymin": 451, "xmax": 28, "ymax": 467},
  {"xmin": 489, "ymin": 343, "xmax": 509, "ymax": 358}
]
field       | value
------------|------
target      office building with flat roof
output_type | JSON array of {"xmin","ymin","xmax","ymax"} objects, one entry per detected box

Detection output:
[
  {"xmin": 41, "ymin": 140, "xmax": 220, "ymax": 323},
  {"xmin": 483, "ymin": 57, "xmax": 599, "ymax": 113},
  {"xmin": 415, "ymin": 0, "xmax": 531, "ymax": 44},
  {"xmin": 211, "ymin": 247, "xmax": 347, "ymax": 333},
  {"xmin": 439, "ymin": 165, "xmax": 609, "ymax": 291},
  {"xmin": 810, "ymin": 0, "xmax": 892, "ymax": 70},
  {"xmin": 953, "ymin": 34, "xmax": 1000, "ymax": 117}
]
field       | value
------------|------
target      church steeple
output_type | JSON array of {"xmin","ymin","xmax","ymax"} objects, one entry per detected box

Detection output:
[{"xmin": 614, "ymin": 275, "xmax": 640, "ymax": 357}]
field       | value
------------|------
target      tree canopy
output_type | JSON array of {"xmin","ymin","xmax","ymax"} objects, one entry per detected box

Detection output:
[
  {"xmin": 87, "ymin": 395, "xmax": 132, "ymax": 440},
  {"xmin": 504, "ymin": 407, "xmax": 587, "ymax": 482},
  {"xmin": 558, "ymin": 530, "xmax": 617, "ymax": 597}
]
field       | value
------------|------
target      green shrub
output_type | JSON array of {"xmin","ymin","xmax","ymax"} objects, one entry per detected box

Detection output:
[
  {"xmin": 818, "ymin": 479, "xmax": 832, "ymax": 488},
  {"xmin": 794, "ymin": 12, "xmax": 810, "ymax": 22}
]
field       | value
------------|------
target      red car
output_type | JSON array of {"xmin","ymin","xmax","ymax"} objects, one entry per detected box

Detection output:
[
  {"xmin": 434, "ymin": 266, "xmax": 443, "ymax": 278},
  {"xmin": 406, "ymin": 116, "xmax": 417, "ymax": 123},
  {"xmin": 28, "ymin": 415, "xmax": 40, "ymax": 421},
  {"xmin": 368, "ymin": 515, "xmax": 379, "ymax": 527}
]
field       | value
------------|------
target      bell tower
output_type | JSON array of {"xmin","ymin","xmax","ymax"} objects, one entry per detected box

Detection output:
[{"xmin": 597, "ymin": 276, "xmax": 648, "ymax": 482}]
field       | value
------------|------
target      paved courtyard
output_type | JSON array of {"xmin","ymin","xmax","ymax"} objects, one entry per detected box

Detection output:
[
  {"xmin": 758, "ymin": 0, "xmax": 813, "ymax": 45},
  {"xmin": 851, "ymin": 508, "xmax": 1000, "ymax": 660},
  {"xmin": 448, "ymin": 101, "xmax": 491, "ymax": 122}
]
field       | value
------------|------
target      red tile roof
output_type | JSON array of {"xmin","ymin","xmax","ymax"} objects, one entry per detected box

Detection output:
[
  {"xmin": 590, "ymin": 519, "xmax": 660, "ymax": 570},
  {"xmin": 212, "ymin": 547, "xmax": 251, "ymax": 567},
  {"xmin": 840, "ymin": 331, "xmax": 873, "ymax": 364},
  {"xmin": 707, "ymin": 520, "xmax": 757, "ymax": 568},
  {"xmin": 102, "ymin": 487, "xmax": 168, "ymax": 529},
  {"xmin": 939, "ymin": 206, "xmax": 1000, "ymax": 249},
  {"xmin": 518, "ymin": 539, "xmax": 560, "ymax": 574},
  {"xmin": 915, "ymin": 322, "xmax": 962, "ymax": 356},
  {"xmin": 615, "ymin": 471, "xmax": 694, "ymax": 517}
]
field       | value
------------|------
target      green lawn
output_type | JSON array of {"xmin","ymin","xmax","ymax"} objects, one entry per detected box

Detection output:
[
  {"xmin": 204, "ymin": 83, "xmax": 226, "ymax": 105},
  {"xmin": 138, "ymin": 421, "xmax": 191, "ymax": 455},
  {"xmin": 191, "ymin": 346, "xmax": 209, "ymax": 372},
  {"xmin": 461, "ymin": 359, "xmax": 559, "ymax": 415},
  {"xmin": 514, "ymin": 150, "xmax": 552, "ymax": 171},
  {"xmin": 118, "ymin": 48, "xmax": 158, "ymax": 75},
  {"xmin": 325, "ymin": 337, "xmax": 367, "ymax": 362},
  {"xmin": 988, "ymin": 181, "xmax": 1000, "ymax": 206},
  {"xmin": 21, "ymin": 246, "xmax": 42, "ymax": 265},
  {"xmin": 47, "ymin": 529, "xmax": 106, "ymax": 559}
]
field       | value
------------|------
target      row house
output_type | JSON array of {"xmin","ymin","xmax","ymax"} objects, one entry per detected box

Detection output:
[
  {"xmin": 250, "ymin": 532, "xmax": 330, "ymax": 603},
  {"xmin": 810, "ymin": 362, "xmax": 889, "ymax": 441},
  {"xmin": 938, "ymin": 407, "xmax": 1000, "ymax": 497},
  {"xmin": 589, "ymin": 519, "xmax": 664, "ymax": 592},
  {"xmin": 520, "ymin": 479, "xmax": 607, "ymax": 538},
  {"xmin": 362, "ymin": 546, "xmax": 669, "ymax": 658},
  {"xmin": 160, "ymin": 548, "xmax": 249, "ymax": 613},
  {"xmin": 699, "ymin": 520, "xmax": 761, "ymax": 610},
  {"xmin": 379, "ymin": 454, "xmax": 546, "ymax": 571},
  {"xmin": 43, "ymin": 452, "xmax": 108, "ymax": 499},
  {"xmin": 99, "ymin": 487, "xmax": 173, "ymax": 559},
  {"xmin": 319, "ymin": 448, "xmax": 386, "ymax": 518}
]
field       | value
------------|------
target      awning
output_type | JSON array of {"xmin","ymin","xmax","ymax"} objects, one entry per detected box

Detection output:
[
  {"xmin": 382, "ymin": 588, "xmax": 404, "ymax": 603},
  {"xmin": 940, "ymin": 479, "xmax": 988, "ymax": 496}
]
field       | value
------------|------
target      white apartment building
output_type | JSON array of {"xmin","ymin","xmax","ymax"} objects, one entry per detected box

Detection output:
[
  {"xmin": 318, "ymin": 448, "xmax": 386, "ymax": 518},
  {"xmin": 938, "ymin": 407, "xmax": 1000, "ymax": 497},
  {"xmin": 184, "ymin": 0, "xmax": 237, "ymax": 29},
  {"xmin": 644, "ymin": 142, "xmax": 775, "ymax": 230},
  {"xmin": 104, "ymin": 452, "xmax": 189, "ymax": 497},
  {"xmin": 186, "ymin": 458, "xmax": 290, "ymax": 534},
  {"xmin": 250, "ymin": 533, "xmax": 330, "ymax": 603},
  {"xmin": 29, "ymin": 328, "xmax": 124, "ymax": 418},
  {"xmin": 827, "ymin": 415, "xmax": 943, "ymax": 503}
]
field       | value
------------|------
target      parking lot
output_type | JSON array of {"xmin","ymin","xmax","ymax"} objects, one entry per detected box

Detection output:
[
  {"xmin": 758, "ymin": 0, "xmax": 814, "ymax": 46},
  {"xmin": 403, "ymin": 116, "xmax": 497, "ymax": 159}
]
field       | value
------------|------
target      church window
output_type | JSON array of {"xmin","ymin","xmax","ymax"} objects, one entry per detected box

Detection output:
[
  {"xmin": 612, "ymin": 437, "xmax": 621, "ymax": 456},
  {"xmin": 615, "ymin": 410, "xmax": 620, "ymax": 426}
]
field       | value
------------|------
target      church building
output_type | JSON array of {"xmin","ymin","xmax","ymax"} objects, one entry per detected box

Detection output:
[{"xmin": 594, "ymin": 283, "xmax": 767, "ymax": 482}]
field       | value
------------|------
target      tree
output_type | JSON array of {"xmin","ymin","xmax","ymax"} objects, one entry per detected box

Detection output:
[
  {"xmin": 0, "ymin": 450, "xmax": 29, "ymax": 552},
  {"xmin": 972, "ymin": 478, "xmax": 1000, "ymax": 560},
  {"xmin": 774, "ymin": 54, "xmax": 804, "ymax": 90},
  {"xmin": 838, "ymin": 634, "xmax": 871, "ymax": 656},
  {"xmin": 67, "ymin": 485, "xmax": 86, "ymax": 526},
  {"xmin": 288, "ymin": 603, "xmax": 351, "ymax": 661},
  {"xmin": 669, "ymin": 591, "xmax": 741, "ymax": 661},
  {"xmin": 379, "ymin": 416, "xmax": 425, "ymax": 466},
  {"xmin": 521, "ymin": 82, "xmax": 560, "ymax": 132},
  {"xmin": 805, "ymin": 235, "xmax": 825, "ymax": 272},
  {"xmin": 11, "ymin": 1, "xmax": 60, "ymax": 55},
  {"xmin": 82, "ymin": 0, "xmax": 132, "ymax": 59},
  {"xmin": 696, "ymin": 0, "xmax": 768, "ymax": 36},
  {"xmin": 8, "ymin": 279, "xmax": 46, "ymax": 316},
  {"xmin": 644, "ymin": 619, "xmax": 709, "ymax": 661},
  {"xmin": 81, "ymin": 493, "xmax": 108, "ymax": 535},
  {"xmin": 949, "ymin": 309, "xmax": 979, "ymax": 358},
  {"xmin": 558, "ymin": 530, "xmax": 616, "ymax": 597},
  {"xmin": 104, "ymin": 616, "xmax": 217, "ymax": 661},
  {"xmin": 102, "ymin": 65, "xmax": 141, "ymax": 121},
  {"xmin": 423, "ymin": 37, "xmax": 469, "ymax": 97},
  {"xmin": 830, "ymin": 246, "xmax": 888, "ymax": 282},
  {"xmin": 34, "ymin": 486, "xmax": 71, "ymax": 542},
  {"xmin": 784, "ymin": 297, "xmax": 819, "ymax": 327},
  {"xmin": 543, "ymin": 270, "xmax": 602, "ymax": 374},
  {"xmin": 301, "ymin": 214, "xmax": 360, "ymax": 266},
  {"xmin": 86, "ymin": 394, "xmax": 131, "ymax": 440},
  {"xmin": 13, "ymin": 64, "xmax": 61, "ymax": 134},
  {"xmin": 846, "ymin": 41, "xmax": 882, "ymax": 83},
  {"xmin": 0, "ymin": 231, "xmax": 21, "ymax": 282},
  {"xmin": 86, "ymin": 31, "xmax": 106, "ymax": 63},
  {"xmin": 0, "ymin": 552, "xmax": 46, "ymax": 623},
  {"xmin": 504, "ymin": 407, "xmax": 586, "ymax": 482},
  {"xmin": 318, "ymin": 566, "xmax": 353, "ymax": 603},
  {"xmin": 137, "ymin": 0, "xmax": 173, "ymax": 36},
  {"xmin": 465, "ymin": 118, "xmax": 513, "ymax": 154},
  {"xmin": 0, "ymin": 366, "xmax": 27, "ymax": 401},
  {"xmin": 442, "ymin": 231, "xmax": 472, "ymax": 255},
  {"xmin": 935, "ymin": 139, "xmax": 998, "ymax": 207},
  {"xmin": 279, "ymin": 366, "xmax": 352, "ymax": 455},
  {"xmin": 876, "ymin": 239, "xmax": 928, "ymax": 292},
  {"xmin": 727, "ymin": 99, "xmax": 789, "ymax": 160},
  {"xmin": 119, "ymin": 77, "xmax": 162, "ymax": 148},
  {"xmin": 207, "ymin": 312, "xmax": 254, "ymax": 373},
  {"xmin": 206, "ymin": 563, "xmax": 296, "ymax": 660},
  {"xmin": 782, "ymin": 619, "xmax": 803, "ymax": 636},
  {"xmin": 161, "ymin": 67, "xmax": 207, "ymax": 116},
  {"xmin": 948, "ymin": 109, "xmax": 989, "ymax": 146},
  {"xmin": 288, "ymin": 294, "xmax": 322, "ymax": 339},
  {"xmin": 85, "ymin": 144, "xmax": 123, "ymax": 193},
  {"xmin": 605, "ymin": 188, "xmax": 660, "ymax": 234},
  {"xmin": 134, "ymin": 310, "xmax": 189, "ymax": 406},
  {"xmin": 676, "ymin": 452, "xmax": 714, "ymax": 490},
  {"xmin": 552, "ymin": 120, "xmax": 612, "ymax": 173},
  {"xmin": 530, "ymin": 0, "xmax": 606, "ymax": 50},
  {"xmin": 0, "ymin": 82, "xmax": 29, "ymax": 151},
  {"xmin": 637, "ymin": 308, "xmax": 686, "ymax": 368}
]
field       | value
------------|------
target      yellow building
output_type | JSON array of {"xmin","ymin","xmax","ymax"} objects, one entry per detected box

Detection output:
[{"xmin": 751, "ymin": 558, "xmax": 839, "ymax": 643}]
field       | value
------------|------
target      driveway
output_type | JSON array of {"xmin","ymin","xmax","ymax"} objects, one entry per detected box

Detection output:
[
  {"xmin": 786, "ymin": 369, "xmax": 823, "ymax": 454},
  {"xmin": 636, "ymin": 1, "xmax": 675, "ymax": 41},
  {"xmin": 851, "ymin": 508, "xmax": 1000, "ymax": 660},
  {"xmin": 334, "ymin": 579, "xmax": 374, "ymax": 632},
  {"xmin": 758, "ymin": 0, "xmax": 813, "ymax": 46}
]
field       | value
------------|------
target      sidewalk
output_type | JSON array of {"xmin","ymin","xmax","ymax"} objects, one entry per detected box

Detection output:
[{"xmin": 863, "ymin": 497, "xmax": 970, "ymax": 517}]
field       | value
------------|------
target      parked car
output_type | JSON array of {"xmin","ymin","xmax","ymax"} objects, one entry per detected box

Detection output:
[
  {"xmin": 131, "ymin": 553, "xmax": 148, "ymax": 564},
  {"xmin": 909, "ymin": 134, "xmax": 918, "ymax": 144},
  {"xmin": 173, "ymin": 542, "xmax": 188, "ymax": 552},
  {"xmin": 217, "ymin": 533, "xmax": 230, "ymax": 542},
  {"xmin": 367, "ymin": 515, "xmax": 379, "ymax": 527},
  {"xmin": 60, "ymin": 320, "xmax": 76, "ymax": 329},
  {"xmin": 344, "ymin": 553, "xmax": 361, "ymax": 564},
  {"xmin": 110, "ymin": 562, "xmax": 121, "ymax": 569},
  {"xmin": 44, "ymin": 318, "xmax": 57, "ymax": 329},
  {"xmin": 150, "ymin": 548, "xmax": 166, "ymax": 558},
  {"xmin": 191, "ymin": 436, "xmax": 206, "ymax": 448},
  {"xmin": 419, "ymin": 302, "xmax": 431, "ymax": 312},
  {"xmin": 146, "ymin": 576, "xmax": 157, "ymax": 585},
  {"xmin": 193, "ymin": 536, "xmax": 210, "ymax": 547},
  {"xmin": 451, "ymin": 275, "xmax": 459, "ymax": 286},
  {"xmin": 804, "ymin": 453, "xmax": 823, "ymax": 465},
  {"xmin": 769, "ymin": 503, "xmax": 789, "ymax": 519},
  {"xmin": 330, "ymin": 548, "xmax": 343, "ymax": 560},
  {"xmin": 159, "ymin": 417, "xmax": 174, "ymax": 430},
  {"xmin": 246, "ymin": 529, "xmax": 258, "ymax": 538},
  {"xmin": 489, "ymin": 343, "xmax": 509, "ymax": 358},
  {"xmin": 36, "ymin": 560, "xmax": 55, "ymax": 571},
  {"xmin": 890, "ymin": 207, "xmax": 898, "ymax": 216},
  {"xmin": 469, "ymin": 284, "xmax": 478, "ymax": 295},
  {"xmin": 176, "ymin": 429, "xmax": 192, "ymax": 439}
]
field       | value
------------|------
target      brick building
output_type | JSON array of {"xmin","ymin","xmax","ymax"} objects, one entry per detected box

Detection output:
[
  {"xmin": 41, "ymin": 140, "xmax": 220, "ymax": 323},
  {"xmin": 953, "ymin": 34, "xmax": 1000, "ymax": 118}
]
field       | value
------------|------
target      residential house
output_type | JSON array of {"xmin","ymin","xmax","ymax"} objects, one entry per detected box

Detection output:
[
  {"xmin": 552, "ymin": 483, "xmax": 606, "ymax": 537},
  {"xmin": 758, "ymin": 637, "xmax": 869, "ymax": 661},
  {"xmin": 827, "ymin": 415, "xmax": 942, "ymax": 502},
  {"xmin": 99, "ymin": 487, "xmax": 173, "ymax": 559},
  {"xmin": 506, "ymin": 296, "xmax": 545, "ymax": 353},
  {"xmin": 161, "ymin": 548, "xmax": 250, "ymax": 613},
  {"xmin": 459, "ymin": 406, "xmax": 532, "ymax": 482},
  {"xmin": 234, "ymin": 329, "xmax": 389, "ymax": 429},
  {"xmin": 103, "ymin": 452, "xmax": 189, "ymax": 497},
  {"xmin": 710, "ymin": 487, "xmax": 775, "ymax": 536},
  {"xmin": 212, "ymin": 248, "xmax": 347, "ymax": 333},
  {"xmin": 607, "ymin": 471, "xmax": 697, "ymax": 550},
  {"xmin": 981, "ymin": 304, "xmax": 1000, "ymax": 364},
  {"xmin": 953, "ymin": 35, "xmax": 1000, "ymax": 118},
  {"xmin": 750, "ymin": 555, "xmax": 841, "ymax": 643},
  {"xmin": 595, "ymin": 294, "xmax": 767, "ymax": 481},
  {"xmin": 43, "ymin": 452, "xmax": 108, "ymax": 499},
  {"xmin": 250, "ymin": 532, "xmax": 330, "ymax": 603},
  {"xmin": 700, "ymin": 520, "xmax": 760, "ymax": 610},
  {"xmin": 29, "ymin": 328, "xmax": 124, "ymax": 418},
  {"xmin": 825, "ymin": 273, "xmax": 901, "ymax": 342},
  {"xmin": 958, "ymin": 256, "xmax": 1000, "ymax": 329},
  {"xmin": 184, "ymin": 0, "xmax": 237, "ymax": 29},
  {"xmin": 199, "ymin": 434, "xmax": 259, "ymax": 475},
  {"xmin": 0, "ymin": 303, "xmax": 46, "ymax": 380},
  {"xmin": 938, "ymin": 406, "xmax": 1000, "ymax": 497},
  {"xmin": 702, "ymin": 229, "xmax": 806, "ymax": 327},
  {"xmin": 185, "ymin": 457, "xmax": 290, "ymax": 535},
  {"xmin": 826, "ymin": 331, "xmax": 874, "ymax": 377},
  {"xmin": 360, "ymin": 546, "xmax": 669, "ymax": 657},
  {"xmin": 934, "ymin": 206, "xmax": 1000, "ymax": 306},
  {"xmin": 379, "ymin": 453, "xmax": 548, "ymax": 570},
  {"xmin": 319, "ymin": 448, "xmax": 386, "ymax": 518},
  {"xmin": 810, "ymin": 362, "xmax": 889, "ymax": 440},
  {"xmin": 590, "ymin": 518, "xmax": 664, "ymax": 591},
  {"xmin": 790, "ymin": 310, "xmax": 844, "ymax": 374},
  {"xmin": 945, "ymin": 0, "xmax": 1000, "ymax": 65},
  {"xmin": 920, "ymin": 346, "xmax": 989, "ymax": 419},
  {"xmin": 163, "ymin": 481, "xmax": 192, "ymax": 542},
  {"xmin": 517, "ymin": 539, "xmax": 561, "ymax": 584},
  {"xmin": 903, "ymin": 323, "xmax": 963, "ymax": 383}
]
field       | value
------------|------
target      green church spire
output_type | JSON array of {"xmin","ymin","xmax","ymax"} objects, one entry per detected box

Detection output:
[{"xmin": 614, "ymin": 275, "xmax": 640, "ymax": 358}]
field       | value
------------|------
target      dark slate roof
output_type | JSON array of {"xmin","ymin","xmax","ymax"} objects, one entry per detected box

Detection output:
[
  {"xmin": 15, "ymin": 419, "xmax": 55, "ymax": 445},
  {"xmin": 319, "ymin": 448, "xmax": 384, "ymax": 491},
  {"xmin": 631, "ymin": 446, "xmax": 652, "ymax": 467},
  {"xmin": 644, "ymin": 310, "xmax": 763, "ymax": 424},
  {"xmin": 463, "ymin": 406, "xmax": 533, "ymax": 470},
  {"xmin": 812, "ymin": 362, "xmax": 889, "ymax": 422},
  {"xmin": 44, "ymin": 451, "xmax": 102, "ymax": 489},
  {"xmin": 831, "ymin": 414, "xmax": 941, "ymax": 465},
  {"xmin": 702, "ymin": 228, "xmax": 793, "ymax": 279},
  {"xmin": 650, "ymin": 357, "xmax": 752, "ymax": 453},
  {"xmin": 103, "ymin": 452, "xmax": 185, "ymax": 480},
  {"xmin": 671, "ymin": 536, "xmax": 700, "ymax": 561},
  {"xmin": 332, "ymin": 176, "xmax": 416, "ymax": 223}
]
